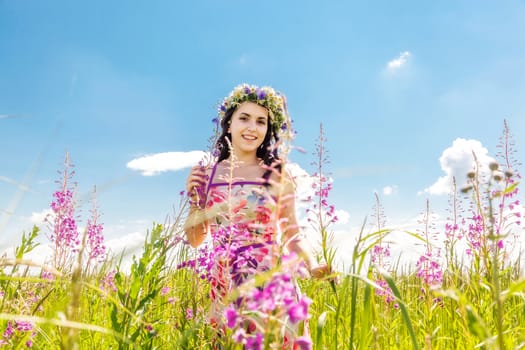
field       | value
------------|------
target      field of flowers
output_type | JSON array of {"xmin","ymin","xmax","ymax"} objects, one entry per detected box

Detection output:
[{"xmin": 1, "ymin": 121, "xmax": 524, "ymax": 349}]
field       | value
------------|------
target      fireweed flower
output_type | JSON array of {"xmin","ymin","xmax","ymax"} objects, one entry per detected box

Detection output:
[
  {"xmin": 49, "ymin": 187, "xmax": 80, "ymax": 265},
  {"xmin": 100, "ymin": 270, "xmax": 118, "ymax": 293},
  {"xmin": 0, "ymin": 320, "xmax": 35, "ymax": 347},
  {"xmin": 295, "ymin": 336, "xmax": 313, "ymax": 350},
  {"xmin": 225, "ymin": 306, "xmax": 239, "ymax": 328},
  {"xmin": 47, "ymin": 153, "xmax": 81, "ymax": 271},
  {"xmin": 224, "ymin": 266, "xmax": 312, "ymax": 347},
  {"xmin": 85, "ymin": 212, "xmax": 106, "ymax": 264},
  {"xmin": 287, "ymin": 296, "xmax": 312, "ymax": 324},
  {"xmin": 245, "ymin": 333, "xmax": 263, "ymax": 350},
  {"xmin": 1, "ymin": 322, "xmax": 14, "ymax": 343},
  {"xmin": 416, "ymin": 252, "xmax": 443, "ymax": 287}
]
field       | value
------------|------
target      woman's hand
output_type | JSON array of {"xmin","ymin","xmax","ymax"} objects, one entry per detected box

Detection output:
[
  {"xmin": 310, "ymin": 264, "xmax": 332, "ymax": 279},
  {"xmin": 186, "ymin": 165, "xmax": 208, "ymax": 208}
]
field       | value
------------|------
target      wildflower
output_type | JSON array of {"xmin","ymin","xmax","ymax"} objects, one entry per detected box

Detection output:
[
  {"xmin": 287, "ymin": 297, "xmax": 312, "ymax": 324},
  {"xmin": 186, "ymin": 308, "xmax": 194, "ymax": 320},
  {"xmin": 295, "ymin": 336, "xmax": 313, "ymax": 350},
  {"xmin": 225, "ymin": 306, "xmax": 239, "ymax": 328},
  {"xmin": 2, "ymin": 321, "xmax": 14, "ymax": 341},
  {"xmin": 416, "ymin": 253, "xmax": 443, "ymax": 287},
  {"xmin": 232, "ymin": 328, "xmax": 247, "ymax": 343},
  {"xmin": 245, "ymin": 333, "xmax": 263, "ymax": 350},
  {"xmin": 41, "ymin": 270, "xmax": 55, "ymax": 281},
  {"xmin": 100, "ymin": 270, "xmax": 118, "ymax": 293},
  {"xmin": 375, "ymin": 278, "xmax": 396, "ymax": 305},
  {"xmin": 47, "ymin": 152, "xmax": 81, "ymax": 271}
]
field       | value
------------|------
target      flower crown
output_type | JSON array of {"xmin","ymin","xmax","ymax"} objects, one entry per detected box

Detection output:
[{"xmin": 217, "ymin": 83, "xmax": 289, "ymax": 132}]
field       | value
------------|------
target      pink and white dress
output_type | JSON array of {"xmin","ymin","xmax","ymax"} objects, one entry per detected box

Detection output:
[{"xmin": 204, "ymin": 162, "xmax": 309, "ymax": 348}]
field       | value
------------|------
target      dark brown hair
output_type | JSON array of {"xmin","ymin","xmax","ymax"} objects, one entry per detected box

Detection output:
[{"xmin": 215, "ymin": 105, "xmax": 282, "ymax": 183}]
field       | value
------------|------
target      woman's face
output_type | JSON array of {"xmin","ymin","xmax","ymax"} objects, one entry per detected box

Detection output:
[{"xmin": 228, "ymin": 101, "xmax": 269, "ymax": 157}]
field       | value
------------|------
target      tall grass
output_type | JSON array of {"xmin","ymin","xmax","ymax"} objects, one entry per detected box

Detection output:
[{"xmin": 1, "ymin": 120, "xmax": 524, "ymax": 349}]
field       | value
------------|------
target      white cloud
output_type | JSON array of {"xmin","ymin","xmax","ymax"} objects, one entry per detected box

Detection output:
[
  {"xmin": 30, "ymin": 209, "xmax": 53, "ymax": 225},
  {"xmin": 382, "ymin": 185, "xmax": 398, "ymax": 196},
  {"xmin": 106, "ymin": 231, "xmax": 145, "ymax": 257},
  {"xmin": 334, "ymin": 209, "xmax": 350, "ymax": 225},
  {"xmin": 127, "ymin": 151, "xmax": 208, "ymax": 176},
  {"xmin": 422, "ymin": 138, "xmax": 496, "ymax": 195},
  {"xmin": 387, "ymin": 51, "xmax": 411, "ymax": 70},
  {"xmin": 285, "ymin": 162, "xmax": 316, "ymax": 205}
]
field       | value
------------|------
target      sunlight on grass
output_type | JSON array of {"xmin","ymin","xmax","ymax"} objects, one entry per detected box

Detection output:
[{"xmin": 1, "ymin": 120, "xmax": 524, "ymax": 349}]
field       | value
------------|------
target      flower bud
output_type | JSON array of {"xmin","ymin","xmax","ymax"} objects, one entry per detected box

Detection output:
[
  {"xmin": 489, "ymin": 162, "xmax": 499, "ymax": 171},
  {"xmin": 493, "ymin": 171, "xmax": 504, "ymax": 182},
  {"xmin": 505, "ymin": 170, "xmax": 514, "ymax": 179},
  {"xmin": 461, "ymin": 185, "xmax": 473, "ymax": 194},
  {"xmin": 467, "ymin": 171, "xmax": 476, "ymax": 179}
]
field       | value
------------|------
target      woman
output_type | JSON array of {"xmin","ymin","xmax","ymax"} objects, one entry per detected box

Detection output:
[{"xmin": 184, "ymin": 84, "xmax": 330, "ymax": 348}]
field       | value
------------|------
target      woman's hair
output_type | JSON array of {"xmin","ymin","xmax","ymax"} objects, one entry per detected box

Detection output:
[{"xmin": 215, "ymin": 105, "xmax": 282, "ymax": 183}]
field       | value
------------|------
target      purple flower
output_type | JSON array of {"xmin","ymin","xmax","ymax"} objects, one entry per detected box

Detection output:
[
  {"xmin": 186, "ymin": 308, "xmax": 194, "ymax": 320},
  {"xmin": 225, "ymin": 306, "xmax": 238, "ymax": 328},
  {"xmin": 245, "ymin": 332, "xmax": 263, "ymax": 350},
  {"xmin": 15, "ymin": 321, "xmax": 33, "ymax": 332},
  {"xmin": 256, "ymin": 89, "xmax": 266, "ymax": 100},
  {"xmin": 2, "ymin": 321, "xmax": 14, "ymax": 340},
  {"xmin": 287, "ymin": 297, "xmax": 312, "ymax": 323},
  {"xmin": 232, "ymin": 328, "xmax": 246, "ymax": 343},
  {"xmin": 295, "ymin": 336, "xmax": 313, "ymax": 350}
]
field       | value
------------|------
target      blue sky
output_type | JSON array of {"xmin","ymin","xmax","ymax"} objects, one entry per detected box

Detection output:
[{"xmin": 1, "ymin": 1, "xmax": 525, "ymax": 267}]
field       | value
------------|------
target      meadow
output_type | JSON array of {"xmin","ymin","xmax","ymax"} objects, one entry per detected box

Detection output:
[{"xmin": 1, "ymin": 121, "xmax": 524, "ymax": 349}]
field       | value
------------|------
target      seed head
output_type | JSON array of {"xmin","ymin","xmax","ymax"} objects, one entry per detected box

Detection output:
[
  {"xmin": 461, "ymin": 185, "xmax": 473, "ymax": 194},
  {"xmin": 489, "ymin": 162, "xmax": 499, "ymax": 171},
  {"xmin": 505, "ymin": 170, "xmax": 514, "ymax": 179},
  {"xmin": 493, "ymin": 171, "xmax": 504, "ymax": 182},
  {"xmin": 467, "ymin": 171, "xmax": 476, "ymax": 179}
]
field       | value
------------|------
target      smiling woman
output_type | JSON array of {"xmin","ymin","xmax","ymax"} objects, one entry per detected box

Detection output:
[{"xmin": 183, "ymin": 83, "xmax": 331, "ymax": 349}]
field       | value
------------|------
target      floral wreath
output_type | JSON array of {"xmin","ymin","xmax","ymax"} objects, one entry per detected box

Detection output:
[{"xmin": 217, "ymin": 83, "xmax": 290, "ymax": 134}]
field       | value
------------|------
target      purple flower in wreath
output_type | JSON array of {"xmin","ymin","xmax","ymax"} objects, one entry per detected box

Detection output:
[{"xmin": 256, "ymin": 89, "xmax": 266, "ymax": 100}]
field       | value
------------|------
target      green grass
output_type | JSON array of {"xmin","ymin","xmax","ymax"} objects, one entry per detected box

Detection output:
[
  {"xmin": 1, "ymin": 221, "xmax": 524, "ymax": 349},
  {"xmin": 2, "ymin": 120, "xmax": 524, "ymax": 349}
]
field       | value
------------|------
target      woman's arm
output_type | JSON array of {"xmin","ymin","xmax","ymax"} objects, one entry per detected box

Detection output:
[
  {"xmin": 277, "ymin": 169, "xmax": 330, "ymax": 277},
  {"xmin": 183, "ymin": 165, "xmax": 210, "ymax": 248}
]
